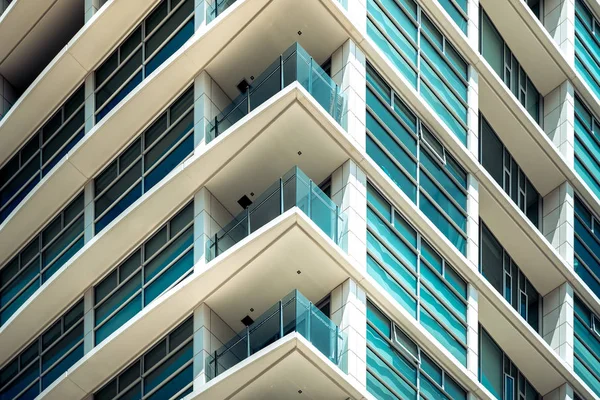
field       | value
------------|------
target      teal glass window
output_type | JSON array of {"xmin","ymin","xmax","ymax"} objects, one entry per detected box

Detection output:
[
  {"xmin": 94, "ymin": 316, "xmax": 194, "ymax": 400},
  {"xmin": 367, "ymin": 64, "xmax": 468, "ymax": 254},
  {"xmin": 480, "ymin": 115, "xmax": 541, "ymax": 228},
  {"xmin": 93, "ymin": 202, "xmax": 193, "ymax": 345},
  {"xmin": 574, "ymin": 296, "xmax": 600, "ymax": 397},
  {"xmin": 436, "ymin": 0, "xmax": 467, "ymax": 33},
  {"xmin": 480, "ymin": 9, "xmax": 541, "ymax": 124},
  {"xmin": 575, "ymin": 0, "xmax": 600, "ymax": 101},
  {"xmin": 0, "ymin": 299, "xmax": 84, "ymax": 399},
  {"xmin": 0, "ymin": 193, "xmax": 84, "ymax": 326},
  {"xmin": 367, "ymin": 0, "xmax": 469, "ymax": 143},
  {"xmin": 367, "ymin": 182, "xmax": 469, "ymax": 365},
  {"xmin": 94, "ymin": 87, "xmax": 194, "ymax": 233},
  {"xmin": 574, "ymin": 195, "xmax": 600, "ymax": 299},
  {"xmin": 366, "ymin": 300, "xmax": 467, "ymax": 400},
  {"xmin": 479, "ymin": 326, "xmax": 540, "ymax": 400},
  {"xmin": 574, "ymin": 94, "xmax": 600, "ymax": 201},
  {"xmin": 94, "ymin": 0, "xmax": 194, "ymax": 122},
  {"xmin": 0, "ymin": 85, "xmax": 85, "ymax": 224},
  {"xmin": 480, "ymin": 223, "xmax": 540, "ymax": 332}
]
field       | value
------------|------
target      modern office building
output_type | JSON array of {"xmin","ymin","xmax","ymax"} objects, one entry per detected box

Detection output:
[{"xmin": 2, "ymin": 0, "xmax": 600, "ymax": 399}]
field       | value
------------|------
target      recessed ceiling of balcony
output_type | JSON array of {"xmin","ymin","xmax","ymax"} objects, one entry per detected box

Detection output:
[
  {"xmin": 205, "ymin": 223, "xmax": 348, "ymax": 334},
  {"xmin": 205, "ymin": 0, "xmax": 348, "ymax": 100},
  {"xmin": 205, "ymin": 98, "xmax": 348, "ymax": 216},
  {"xmin": 0, "ymin": 0, "xmax": 83, "ymax": 92}
]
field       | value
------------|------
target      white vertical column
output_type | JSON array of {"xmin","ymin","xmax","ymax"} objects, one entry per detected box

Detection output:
[
  {"xmin": 193, "ymin": 303, "xmax": 237, "ymax": 390},
  {"xmin": 466, "ymin": 175, "xmax": 480, "ymax": 271},
  {"xmin": 84, "ymin": 0, "xmax": 101, "ymax": 23},
  {"xmin": 331, "ymin": 160, "xmax": 367, "ymax": 268},
  {"xmin": 467, "ymin": 0, "xmax": 480, "ymax": 51},
  {"xmin": 467, "ymin": 68, "xmax": 479, "ymax": 159},
  {"xmin": 194, "ymin": 0, "xmax": 210, "ymax": 30},
  {"xmin": 544, "ymin": 0, "xmax": 575, "ymax": 65},
  {"xmin": 543, "ymin": 181, "xmax": 575, "ymax": 267},
  {"xmin": 543, "ymin": 383, "xmax": 575, "ymax": 400},
  {"xmin": 193, "ymin": 187, "xmax": 234, "ymax": 270},
  {"xmin": 331, "ymin": 39, "xmax": 367, "ymax": 150},
  {"xmin": 330, "ymin": 279, "xmax": 367, "ymax": 389},
  {"xmin": 542, "ymin": 283, "xmax": 574, "ymax": 367},
  {"xmin": 544, "ymin": 80, "xmax": 575, "ymax": 167},
  {"xmin": 193, "ymin": 71, "xmax": 231, "ymax": 151},
  {"xmin": 466, "ymin": 284, "xmax": 479, "ymax": 379},
  {"xmin": 344, "ymin": 0, "xmax": 366, "ymax": 32},
  {"xmin": 83, "ymin": 155, "xmax": 96, "ymax": 353}
]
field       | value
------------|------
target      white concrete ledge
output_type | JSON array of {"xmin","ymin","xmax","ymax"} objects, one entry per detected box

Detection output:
[
  {"xmin": 186, "ymin": 333, "xmax": 370, "ymax": 400},
  {"xmin": 0, "ymin": 0, "xmax": 163, "ymax": 166}
]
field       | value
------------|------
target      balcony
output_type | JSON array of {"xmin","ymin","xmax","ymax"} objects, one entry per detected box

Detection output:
[
  {"xmin": 206, "ymin": 166, "xmax": 344, "ymax": 261},
  {"xmin": 207, "ymin": 42, "xmax": 344, "ymax": 142},
  {"xmin": 205, "ymin": 289, "xmax": 345, "ymax": 381}
]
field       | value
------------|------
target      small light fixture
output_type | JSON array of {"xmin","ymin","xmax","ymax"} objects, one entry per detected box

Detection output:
[
  {"xmin": 237, "ymin": 195, "xmax": 253, "ymax": 209},
  {"xmin": 241, "ymin": 315, "xmax": 254, "ymax": 326},
  {"xmin": 250, "ymin": 76, "xmax": 255, "ymax": 80},
  {"xmin": 297, "ymin": 30, "xmax": 302, "ymax": 36},
  {"xmin": 297, "ymin": 151, "xmax": 302, "ymax": 156},
  {"xmin": 297, "ymin": 270, "xmax": 301, "ymax": 275},
  {"xmin": 250, "ymin": 192, "xmax": 255, "ymax": 197},
  {"xmin": 250, "ymin": 308, "xmax": 254, "ymax": 312},
  {"xmin": 298, "ymin": 390, "xmax": 303, "ymax": 394}
]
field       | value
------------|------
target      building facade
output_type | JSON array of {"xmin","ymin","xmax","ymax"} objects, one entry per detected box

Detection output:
[{"xmin": 0, "ymin": 0, "xmax": 599, "ymax": 399}]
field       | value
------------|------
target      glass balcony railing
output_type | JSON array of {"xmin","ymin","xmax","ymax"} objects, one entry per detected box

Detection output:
[
  {"xmin": 205, "ymin": 289, "xmax": 346, "ymax": 380},
  {"xmin": 206, "ymin": 166, "xmax": 345, "ymax": 261},
  {"xmin": 207, "ymin": 42, "xmax": 345, "ymax": 142}
]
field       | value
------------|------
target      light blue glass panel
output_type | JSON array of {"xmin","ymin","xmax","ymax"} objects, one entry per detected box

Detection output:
[
  {"xmin": 41, "ymin": 343, "xmax": 83, "ymax": 390},
  {"xmin": 367, "ymin": 136, "xmax": 417, "ymax": 202},
  {"xmin": 437, "ymin": 0, "xmax": 467, "ymax": 33},
  {"xmin": 367, "ymin": 255, "xmax": 417, "ymax": 317},
  {"xmin": 367, "ymin": 231, "xmax": 417, "ymax": 290},
  {"xmin": 144, "ymin": 249, "xmax": 193, "ymax": 305},
  {"xmin": 420, "ymin": 308, "xmax": 466, "ymax": 365},
  {"xmin": 421, "ymin": 263, "xmax": 467, "ymax": 320},
  {"xmin": 420, "ymin": 83, "xmax": 467, "ymax": 145},
  {"xmin": 95, "ymin": 294, "xmax": 142, "ymax": 345},
  {"xmin": 420, "ymin": 285, "xmax": 466, "ymax": 344},
  {"xmin": 420, "ymin": 195, "xmax": 466, "ymax": 254},
  {"xmin": 145, "ymin": 20, "xmax": 194, "ymax": 76},
  {"xmin": 367, "ymin": 208, "xmax": 418, "ymax": 268}
]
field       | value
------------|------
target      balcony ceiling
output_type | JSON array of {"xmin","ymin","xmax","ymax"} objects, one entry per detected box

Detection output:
[
  {"xmin": 0, "ymin": 0, "xmax": 83, "ymax": 91},
  {"xmin": 205, "ymin": 0, "xmax": 348, "ymax": 100}
]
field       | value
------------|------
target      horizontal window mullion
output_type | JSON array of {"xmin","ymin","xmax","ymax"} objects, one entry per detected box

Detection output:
[
  {"xmin": 575, "ymin": 151, "xmax": 600, "ymax": 194},
  {"xmin": 575, "ymin": 23, "xmax": 600, "ymax": 69},
  {"xmin": 367, "ymin": 225, "xmax": 419, "ymax": 280},
  {"xmin": 141, "ymin": 335, "xmax": 193, "ymax": 378},
  {"xmin": 573, "ymin": 348, "xmax": 600, "ymax": 384},
  {"xmin": 367, "ymin": 247, "xmax": 419, "ymax": 298},
  {"xmin": 142, "ymin": 221, "xmax": 193, "ymax": 266},
  {"xmin": 142, "ymin": 107, "xmax": 194, "ymax": 158},
  {"xmin": 366, "ymin": 105, "xmax": 418, "ymax": 160},
  {"xmin": 418, "ymin": 300, "xmax": 467, "ymax": 346},
  {"xmin": 574, "ymin": 112, "xmax": 600, "ymax": 152},
  {"xmin": 446, "ymin": 0, "xmax": 468, "ymax": 19},
  {"xmin": 94, "ymin": 155, "xmax": 143, "ymax": 202},
  {"xmin": 141, "ymin": 246, "xmax": 193, "ymax": 291},
  {"xmin": 93, "ymin": 287, "xmax": 143, "ymax": 332},
  {"xmin": 419, "ymin": 277, "xmax": 467, "ymax": 326},
  {"xmin": 0, "ymin": 357, "xmax": 40, "ymax": 394},
  {"xmin": 366, "ymin": 343, "xmax": 419, "ymax": 393},
  {"xmin": 40, "ymin": 126, "xmax": 86, "ymax": 173},
  {"xmin": 95, "ymin": 42, "xmax": 145, "ymax": 95},
  {"xmin": 418, "ymin": 77, "xmax": 468, "ymax": 130},
  {"xmin": 367, "ymin": 203, "xmax": 419, "ymax": 255},
  {"xmin": 39, "ymin": 337, "xmax": 84, "ymax": 379},
  {"xmin": 419, "ymin": 255, "xmax": 467, "ymax": 306},
  {"xmin": 0, "ymin": 168, "xmax": 41, "ymax": 213},
  {"xmin": 40, "ymin": 320, "xmax": 83, "ymax": 356},
  {"xmin": 419, "ymin": 52, "xmax": 468, "ymax": 105},
  {"xmin": 575, "ymin": 133, "xmax": 600, "ymax": 175},
  {"xmin": 3, "ymin": 375, "xmax": 40, "ymax": 400},
  {"xmin": 142, "ymin": 126, "xmax": 193, "ymax": 176},
  {"xmin": 419, "ymin": 35, "xmax": 468, "ymax": 86},
  {"xmin": 575, "ymin": 51, "xmax": 600, "ymax": 98},
  {"xmin": 0, "ymin": 272, "xmax": 40, "ymax": 315},
  {"xmin": 419, "ymin": 143, "xmax": 468, "ymax": 194},
  {"xmin": 0, "ymin": 253, "xmax": 40, "ymax": 293},
  {"xmin": 574, "ymin": 246, "xmax": 600, "ymax": 284},
  {"xmin": 113, "ymin": 376, "xmax": 143, "ymax": 400},
  {"xmin": 143, "ymin": 13, "xmax": 194, "ymax": 67},
  {"xmin": 0, "ymin": 150, "xmax": 41, "ymax": 194},
  {"xmin": 141, "ymin": 358, "xmax": 192, "ymax": 399},
  {"xmin": 367, "ymin": 130, "xmax": 418, "ymax": 186},
  {"xmin": 93, "ymin": 265, "xmax": 143, "ymax": 309},
  {"xmin": 371, "ymin": 0, "xmax": 419, "ymax": 48},
  {"xmin": 40, "ymin": 232, "xmax": 85, "ymax": 278},
  {"xmin": 419, "ymin": 165, "xmax": 467, "ymax": 215},
  {"xmin": 142, "ymin": 0, "xmax": 191, "ymax": 45},
  {"xmin": 40, "ymin": 210, "xmax": 85, "ymax": 254},
  {"xmin": 95, "ymin": 64, "xmax": 145, "ymax": 116},
  {"xmin": 40, "ymin": 103, "xmax": 85, "ymax": 148},
  {"xmin": 419, "ymin": 188, "xmax": 467, "ymax": 237},
  {"xmin": 93, "ymin": 176, "xmax": 144, "ymax": 223},
  {"xmin": 367, "ymin": 14, "xmax": 419, "ymax": 75},
  {"xmin": 366, "ymin": 82, "xmax": 418, "ymax": 136},
  {"xmin": 575, "ymin": 212, "xmax": 600, "ymax": 249}
]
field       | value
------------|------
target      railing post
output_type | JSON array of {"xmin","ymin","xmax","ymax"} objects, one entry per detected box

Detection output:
[
  {"xmin": 246, "ymin": 326, "xmax": 251, "ymax": 358},
  {"xmin": 246, "ymin": 208, "xmax": 251, "ymax": 236},
  {"xmin": 279, "ymin": 178, "xmax": 284, "ymax": 215},
  {"xmin": 280, "ymin": 55, "xmax": 284, "ymax": 90},
  {"xmin": 214, "ymin": 115, "xmax": 219, "ymax": 138},
  {"xmin": 308, "ymin": 180, "xmax": 312, "ymax": 219},
  {"xmin": 308, "ymin": 57, "xmax": 313, "ymax": 93},
  {"xmin": 246, "ymin": 88, "xmax": 251, "ymax": 114},
  {"xmin": 334, "ymin": 205, "xmax": 339, "ymax": 243},
  {"xmin": 334, "ymin": 326, "xmax": 339, "ymax": 364},
  {"xmin": 214, "ymin": 350, "xmax": 218, "ymax": 377},
  {"xmin": 332, "ymin": 85, "xmax": 339, "ymax": 122},
  {"xmin": 279, "ymin": 300, "xmax": 284, "ymax": 338},
  {"xmin": 307, "ymin": 303, "xmax": 312, "ymax": 342},
  {"xmin": 214, "ymin": 233, "xmax": 219, "ymax": 258}
]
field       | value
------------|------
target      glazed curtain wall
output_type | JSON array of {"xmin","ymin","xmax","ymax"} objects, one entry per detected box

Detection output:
[
  {"xmin": 366, "ymin": 300, "xmax": 467, "ymax": 400},
  {"xmin": 575, "ymin": 0, "xmax": 600, "ymax": 102},
  {"xmin": 367, "ymin": 0, "xmax": 469, "ymax": 144},
  {"xmin": 367, "ymin": 181, "xmax": 469, "ymax": 365},
  {"xmin": 574, "ymin": 296, "xmax": 600, "ymax": 397},
  {"xmin": 367, "ymin": 64, "xmax": 469, "ymax": 254}
]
